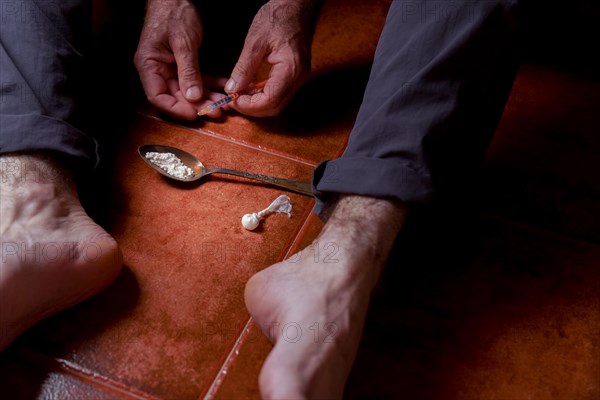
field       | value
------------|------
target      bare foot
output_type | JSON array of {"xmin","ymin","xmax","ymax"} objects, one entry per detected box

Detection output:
[
  {"xmin": 245, "ymin": 195, "xmax": 407, "ymax": 399},
  {"xmin": 0, "ymin": 153, "xmax": 122, "ymax": 350}
]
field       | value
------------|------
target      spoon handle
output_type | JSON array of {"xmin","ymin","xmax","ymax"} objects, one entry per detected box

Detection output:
[{"xmin": 206, "ymin": 168, "xmax": 313, "ymax": 196}]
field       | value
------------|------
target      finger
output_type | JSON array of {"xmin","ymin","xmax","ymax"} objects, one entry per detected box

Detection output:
[
  {"xmin": 203, "ymin": 76, "xmax": 230, "ymax": 115},
  {"xmin": 164, "ymin": 78, "xmax": 201, "ymax": 120},
  {"xmin": 202, "ymin": 91, "xmax": 227, "ymax": 118},
  {"xmin": 231, "ymin": 61, "xmax": 296, "ymax": 117},
  {"xmin": 136, "ymin": 61, "xmax": 195, "ymax": 119},
  {"xmin": 225, "ymin": 35, "xmax": 267, "ymax": 94},
  {"xmin": 171, "ymin": 35, "xmax": 204, "ymax": 102},
  {"xmin": 139, "ymin": 69, "xmax": 169, "ymax": 109},
  {"xmin": 205, "ymin": 108, "xmax": 222, "ymax": 118},
  {"xmin": 155, "ymin": 94, "xmax": 199, "ymax": 120},
  {"xmin": 197, "ymin": 89, "xmax": 241, "ymax": 119}
]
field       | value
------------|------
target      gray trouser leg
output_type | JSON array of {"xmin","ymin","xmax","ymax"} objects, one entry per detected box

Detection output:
[
  {"xmin": 313, "ymin": 0, "xmax": 521, "ymax": 211},
  {"xmin": 0, "ymin": 0, "xmax": 97, "ymax": 164}
]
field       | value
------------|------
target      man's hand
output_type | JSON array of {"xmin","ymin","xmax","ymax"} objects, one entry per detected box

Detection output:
[
  {"xmin": 226, "ymin": 0, "xmax": 321, "ymax": 117},
  {"xmin": 134, "ymin": 0, "xmax": 224, "ymax": 119}
]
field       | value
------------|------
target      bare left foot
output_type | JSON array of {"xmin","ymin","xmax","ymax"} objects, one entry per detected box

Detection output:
[
  {"xmin": 245, "ymin": 195, "xmax": 406, "ymax": 399},
  {"xmin": 0, "ymin": 153, "xmax": 122, "ymax": 350}
]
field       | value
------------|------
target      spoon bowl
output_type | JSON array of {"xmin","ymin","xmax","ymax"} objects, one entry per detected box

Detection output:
[
  {"xmin": 139, "ymin": 144, "xmax": 205, "ymax": 182},
  {"xmin": 138, "ymin": 144, "xmax": 313, "ymax": 196}
]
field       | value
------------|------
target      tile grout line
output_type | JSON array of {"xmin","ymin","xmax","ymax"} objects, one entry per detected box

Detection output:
[
  {"xmin": 271, "ymin": 200, "xmax": 319, "ymax": 274},
  {"xmin": 280, "ymin": 207, "xmax": 321, "ymax": 260},
  {"xmin": 139, "ymin": 112, "xmax": 320, "ymax": 168},
  {"xmin": 138, "ymin": 109, "xmax": 342, "ymax": 397},
  {"xmin": 14, "ymin": 348, "xmax": 160, "ymax": 400},
  {"xmin": 201, "ymin": 207, "xmax": 320, "ymax": 400},
  {"xmin": 204, "ymin": 211, "xmax": 600, "ymax": 399},
  {"xmin": 56, "ymin": 357, "xmax": 162, "ymax": 400},
  {"xmin": 201, "ymin": 317, "xmax": 256, "ymax": 400}
]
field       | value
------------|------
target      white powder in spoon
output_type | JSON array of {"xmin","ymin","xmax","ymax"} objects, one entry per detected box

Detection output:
[{"xmin": 145, "ymin": 151, "xmax": 195, "ymax": 179}]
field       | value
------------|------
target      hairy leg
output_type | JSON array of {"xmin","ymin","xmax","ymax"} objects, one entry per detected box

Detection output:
[
  {"xmin": 245, "ymin": 195, "xmax": 406, "ymax": 398},
  {"xmin": 0, "ymin": 153, "xmax": 122, "ymax": 350}
]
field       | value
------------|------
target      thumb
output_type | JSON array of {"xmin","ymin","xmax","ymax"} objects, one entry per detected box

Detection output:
[
  {"xmin": 226, "ymin": 39, "xmax": 266, "ymax": 94},
  {"xmin": 172, "ymin": 38, "xmax": 203, "ymax": 101}
]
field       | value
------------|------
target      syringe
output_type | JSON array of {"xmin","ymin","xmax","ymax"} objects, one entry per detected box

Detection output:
[{"xmin": 197, "ymin": 81, "xmax": 267, "ymax": 117}]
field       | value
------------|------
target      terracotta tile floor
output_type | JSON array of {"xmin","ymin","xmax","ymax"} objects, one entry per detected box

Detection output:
[{"xmin": 2, "ymin": 0, "xmax": 600, "ymax": 398}]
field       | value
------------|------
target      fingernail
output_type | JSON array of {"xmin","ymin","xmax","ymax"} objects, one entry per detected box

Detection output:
[
  {"xmin": 225, "ymin": 79, "xmax": 237, "ymax": 93},
  {"xmin": 186, "ymin": 86, "xmax": 201, "ymax": 100}
]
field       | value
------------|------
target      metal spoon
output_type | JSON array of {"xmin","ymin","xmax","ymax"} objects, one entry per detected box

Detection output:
[{"xmin": 138, "ymin": 144, "xmax": 313, "ymax": 197}]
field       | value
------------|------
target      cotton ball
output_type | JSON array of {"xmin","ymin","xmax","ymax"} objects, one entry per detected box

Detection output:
[{"xmin": 242, "ymin": 213, "xmax": 260, "ymax": 230}]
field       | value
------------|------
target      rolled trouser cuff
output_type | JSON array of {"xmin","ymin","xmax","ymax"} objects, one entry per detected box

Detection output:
[
  {"xmin": 0, "ymin": 114, "xmax": 98, "ymax": 166},
  {"xmin": 312, "ymin": 157, "xmax": 433, "ymax": 216}
]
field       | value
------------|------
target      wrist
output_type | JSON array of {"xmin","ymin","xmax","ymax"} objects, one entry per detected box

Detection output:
[
  {"xmin": 146, "ymin": 0, "xmax": 192, "ymax": 5},
  {"xmin": 145, "ymin": 0, "xmax": 195, "ymax": 15},
  {"xmin": 266, "ymin": 0, "xmax": 323, "ymax": 23},
  {"xmin": 142, "ymin": 0, "xmax": 199, "ymax": 31}
]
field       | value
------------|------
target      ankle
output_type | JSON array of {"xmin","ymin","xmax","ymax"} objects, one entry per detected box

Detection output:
[
  {"xmin": 0, "ymin": 152, "xmax": 74, "ymax": 188},
  {"xmin": 315, "ymin": 195, "xmax": 408, "ymax": 288}
]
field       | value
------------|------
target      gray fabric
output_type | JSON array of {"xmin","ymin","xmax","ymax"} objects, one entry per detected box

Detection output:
[
  {"xmin": 0, "ymin": 0, "xmax": 97, "ymax": 164},
  {"xmin": 313, "ymin": 0, "xmax": 522, "ymax": 212}
]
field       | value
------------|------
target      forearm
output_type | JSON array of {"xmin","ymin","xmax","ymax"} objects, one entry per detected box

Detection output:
[
  {"xmin": 262, "ymin": 0, "xmax": 324, "ymax": 37},
  {"xmin": 143, "ymin": 0, "xmax": 197, "ymax": 24},
  {"xmin": 144, "ymin": 0, "xmax": 196, "ymax": 15},
  {"xmin": 270, "ymin": 0, "xmax": 324, "ymax": 17},
  {"xmin": 146, "ymin": 0, "xmax": 193, "ymax": 6}
]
